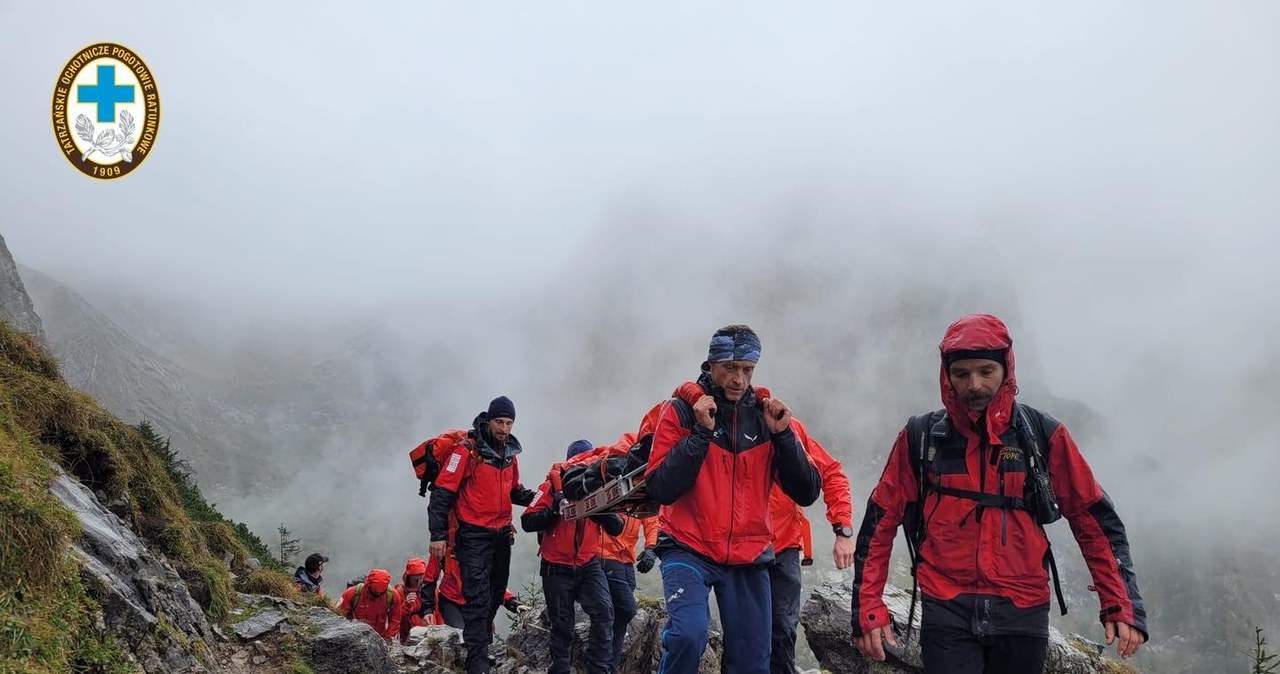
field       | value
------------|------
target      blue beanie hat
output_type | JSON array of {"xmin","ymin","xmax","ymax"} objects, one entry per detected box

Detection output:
[
  {"xmin": 566, "ymin": 439, "xmax": 594, "ymax": 460},
  {"xmin": 707, "ymin": 325, "xmax": 762, "ymax": 364},
  {"xmin": 487, "ymin": 396, "xmax": 516, "ymax": 421}
]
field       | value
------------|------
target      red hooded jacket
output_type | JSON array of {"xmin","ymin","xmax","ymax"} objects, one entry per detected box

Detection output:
[
  {"xmin": 337, "ymin": 570, "xmax": 403, "ymax": 640},
  {"xmin": 852, "ymin": 314, "xmax": 1147, "ymax": 638}
]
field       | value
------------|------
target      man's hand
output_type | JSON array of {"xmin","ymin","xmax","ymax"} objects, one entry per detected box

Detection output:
[
  {"xmin": 504, "ymin": 596, "xmax": 530, "ymax": 615},
  {"xmin": 1105, "ymin": 621, "xmax": 1144, "ymax": 659},
  {"xmin": 853, "ymin": 625, "xmax": 897, "ymax": 661},
  {"xmin": 763, "ymin": 398, "xmax": 792, "ymax": 434},
  {"xmin": 429, "ymin": 541, "xmax": 447, "ymax": 560},
  {"xmin": 693, "ymin": 395, "xmax": 717, "ymax": 430},
  {"xmin": 636, "ymin": 548, "xmax": 657, "ymax": 574},
  {"xmin": 833, "ymin": 536, "xmax": 855, "ymax": 570}
]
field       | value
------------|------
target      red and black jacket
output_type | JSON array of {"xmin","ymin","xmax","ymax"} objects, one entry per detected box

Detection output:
[
  {"xmin": 428, "ymin": 413, "xmax": 537, "ymax": 540},
  {"xmin": 852, "ymin": 314, "xmax": 1147, "ymax": 639},
  {"xmin": 521, "ymin": 473, "xmax": 624, "ymax": 568},
  {"xmin": 646, "ymin": 373, "xmax": 821, "ymax": 566}
]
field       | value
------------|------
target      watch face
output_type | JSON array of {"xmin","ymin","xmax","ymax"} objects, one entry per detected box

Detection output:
[{"xmin": 839, "ymin": 527, "xmax": 854, "ymax": 537}]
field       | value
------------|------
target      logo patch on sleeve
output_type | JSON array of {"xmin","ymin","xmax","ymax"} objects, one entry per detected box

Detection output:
[{"xmin": 446, "ymin": 452, "xmax": 463, "ymax": 473}]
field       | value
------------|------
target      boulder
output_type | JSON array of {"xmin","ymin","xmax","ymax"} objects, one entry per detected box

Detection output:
[{"xmin": 800, "ymin": 581, "xmax": 1126, "ymax": 674}]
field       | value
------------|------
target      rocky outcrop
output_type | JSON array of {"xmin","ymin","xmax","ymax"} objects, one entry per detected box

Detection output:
[
  {"xmin": 801, "ymin": 581, "xmax": 1124, "ymax": 674},
  {"xmin": 0, "ymin": 233, "xmax": 45, "ymax": 341},
  {"xmin": 48, "ymin": 466, "xmax": 214, "ymax": 673},
  {"xmin": 498, "ymin": 603, "xmax": 721, "ymax": 674},
  {"xmin": 225, "ymin": 594, "xmax": 396, "ymax": 674},
  {"xmin": 388, "ymin": 600, "xmax": 722, "ymax": 674}
]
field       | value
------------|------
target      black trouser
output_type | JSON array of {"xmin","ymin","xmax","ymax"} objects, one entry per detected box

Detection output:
[
  {"xmin": 543, "ymin": 559, "xmax": 614, "ymax": 674},
  {"xmin": 438, "ymin": 597, "xmax": 466, "ymax": 629},
  {"xmin": 456, "ymin": 523, "xmax": 514, "ymax": 674},
  {"xmin": 767, "ymin": 548, "xmax": 803, "ymax": 674},
  {"xmin": 602, "ymin": 559, "xmax": 637, "ymax": 673},
  {"xmin": 920, "ymin": 595, "xmax": 1049, "ymax": 674}
]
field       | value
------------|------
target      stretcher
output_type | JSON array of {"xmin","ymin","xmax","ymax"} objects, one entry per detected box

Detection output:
[{"xmin": 560, "ymin": 465, "xmax": 658, "ymax": 521}]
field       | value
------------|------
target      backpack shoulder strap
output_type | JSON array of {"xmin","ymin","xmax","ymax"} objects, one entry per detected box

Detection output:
[
  {"xmin": 901, "ymin": 408, "xmax": 946, "ymax": 637},
  {"xmin": 905, "ymin": 409, "xmax": 947, "ymax": 478},
  {"xmin": 1012, "ymin": 402, "xmax": 1069, "ymax": 616},
  {"xmin": 347, "ymin": 583, "xmax": 363, "ymax": 618},
  {"xmin": 1012, "ymin": 404, "xmax": 1060, "ymax": 456}
]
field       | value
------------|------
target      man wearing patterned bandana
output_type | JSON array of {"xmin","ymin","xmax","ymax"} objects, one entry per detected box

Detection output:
[
  {"xmin": 851, "ymin": 314, "xmax": 1147, "ymax": 673},
  {"xmin": 645, "ymin": 324, "xmax": 821, "ymax": 674}
]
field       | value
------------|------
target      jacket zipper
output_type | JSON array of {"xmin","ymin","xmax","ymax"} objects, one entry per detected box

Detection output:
[{"xmin": 726, "ymin": 405, "xmax": 738, "ymax": 564}]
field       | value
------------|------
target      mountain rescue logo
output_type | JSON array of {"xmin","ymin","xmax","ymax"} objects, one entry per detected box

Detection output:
[{"xmin": 51, "ymin": 43, "xmax": 160, "ymax": 180}]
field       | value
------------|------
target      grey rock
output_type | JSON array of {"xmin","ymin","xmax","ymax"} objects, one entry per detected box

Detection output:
[
  {"xmin": 231, "ymin": 610, "xmax": 286, "ymax": 640},
  {"xmin": 400, "ymin": 625, "xmax": 465, "ymax": 670},
  {"xmin": 800, "ymin": 581, "xmax": 1121, "ymax": 674},
  {"xmin": 48, "ymin": 466, "xmax": 213, "ymax": 673},
  {"xmin": 306, "ymin": 606, "xmax": 397, "ymax": 674},
  {"xmin": 500, "ymin": 603, "xmax": 721, "ymax": 674}
]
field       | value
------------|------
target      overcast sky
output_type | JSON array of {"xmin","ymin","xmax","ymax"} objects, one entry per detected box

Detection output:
[{"xmin": 4, "ymin": 1, "xmax": 1277, "ymax": 320}]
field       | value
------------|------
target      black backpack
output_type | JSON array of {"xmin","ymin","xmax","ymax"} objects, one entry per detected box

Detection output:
[{"xmin": 899, "ymin": 403, "xmax": 1066, "ymax": 633}]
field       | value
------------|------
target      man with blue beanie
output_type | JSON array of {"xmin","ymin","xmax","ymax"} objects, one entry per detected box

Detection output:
[
  {"xmin": 428, "ymin": 395, "xmax": 537, "ymax": 674},
  {"xmin": 645, "ymin": 325, "xmax": 821, "ymax": 674},
  {"xmin": 522, "ymin": 440, "xmax": 625, "ymax": 674}
]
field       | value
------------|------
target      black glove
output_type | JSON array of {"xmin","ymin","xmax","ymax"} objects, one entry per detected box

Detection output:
[
  {"xmin": 503, "ymin": 596, "xmax": 525, "ymax": 614},
  {"xmin": 636, "ymin": 548, "xmax": 657, "ymax": 574},
  {"xmin": 551, "ymin": 491, "xmax": 565, "ymax": 513},
  {"xmin": 419, "ymin": 589, "xmax": 435, "ymax": 617}
]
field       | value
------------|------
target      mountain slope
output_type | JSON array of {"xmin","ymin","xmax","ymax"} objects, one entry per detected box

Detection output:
[
  {"xmin": 19, "ymin": 265, "xmax": 287, "ymax": 491},
  {"xmin": 0, "ymin": 234, "xmax": 45, "ymax": 341}
]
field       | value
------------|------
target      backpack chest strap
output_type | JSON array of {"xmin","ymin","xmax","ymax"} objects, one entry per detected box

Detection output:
[{"xmin": 929, "ymin": 484, "xmax": 1027, "ymax": 511}]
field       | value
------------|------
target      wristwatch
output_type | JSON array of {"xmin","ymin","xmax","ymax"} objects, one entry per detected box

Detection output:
[{"xmin": 833, "ymin": 523, "xmax": 854, "ymax": 538}]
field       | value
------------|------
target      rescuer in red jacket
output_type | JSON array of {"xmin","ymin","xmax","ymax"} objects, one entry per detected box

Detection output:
[
  {"xmin": 522, "ymin": 439, "xmax": 625, "ymax": 674},
  {"xmin": 852, "ymin": 314, "xmax": 1147, "ymax": 672},
  {"xmin": 645, "ymin": 324, "xmax": 821, "ymax": 674},
  {"xmin": 427, "ymin": 396, "xmax": 537, "ymax": 674}
]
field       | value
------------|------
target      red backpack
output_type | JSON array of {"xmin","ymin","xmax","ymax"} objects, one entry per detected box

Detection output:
[{"xmin": 410, "ymin": 429, "xmax": 472, "ymax": 497}]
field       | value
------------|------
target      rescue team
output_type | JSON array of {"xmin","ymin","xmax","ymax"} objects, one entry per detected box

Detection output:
[{"xmin": 301, "ymin": 318, "xmax": 1149, "ymax": 674}]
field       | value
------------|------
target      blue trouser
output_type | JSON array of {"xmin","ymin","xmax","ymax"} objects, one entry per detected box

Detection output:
[
  {"xmin": 768, "ymin": 548, "xmax": 803, "ymax": 674},
  {"xmin": 656, "ymin": 548, "xmax": 771, "ymax": 674},
  {"xmin": 603, "ymin": 560, "xmax": 638, "ymax": 673}
]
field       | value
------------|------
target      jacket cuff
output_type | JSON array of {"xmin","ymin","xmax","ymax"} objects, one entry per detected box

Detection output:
[
  {"xmin": 1098, "ymin": 605, "xmax": 1146, "ymax": 639},
  {"xmin": 855, "ymin": 601, "xmax": 891, "ymax": 636},
  {"xmin": 771, "ymin": 426, "xmax": 797, "ymax": 443}
]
